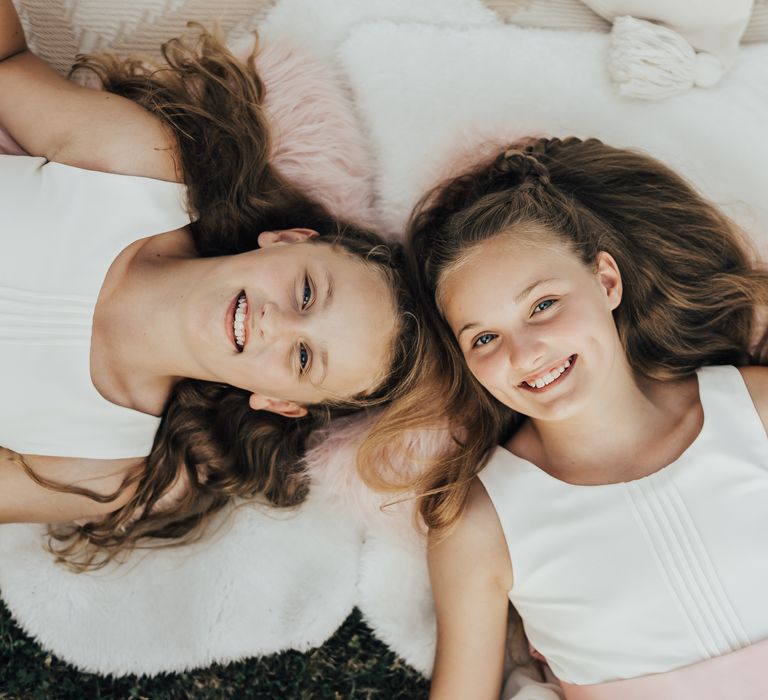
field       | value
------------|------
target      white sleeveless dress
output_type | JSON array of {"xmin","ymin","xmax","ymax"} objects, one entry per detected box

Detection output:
[
  {"xmin": 0, "ymin": 155, "xmax": 191, "ymax": 459},
  {"xmin": 479, "ymin": 365, "xmax": 768, "ymax": 696}
]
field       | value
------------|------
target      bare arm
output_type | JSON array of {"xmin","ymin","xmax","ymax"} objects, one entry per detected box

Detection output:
[
  {"xmin": 428, "ymin": 479, "xmax": 513, "ymax": 700},
  {"xmin": 0, "ymin": 447, "xmax": 140, "ymax": 524},
  {"xmin": 0, "ymin": 0, "xmax": 179, "ymax": 181},
  {"xmin": 739, "ymin": 365, "xmax": 768, "ymax": 435}
]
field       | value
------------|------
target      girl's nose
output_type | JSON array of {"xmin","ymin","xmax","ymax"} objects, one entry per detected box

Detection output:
[
  {"xmin": 259, "ymin": 302, "xmax": 299, "ymax": 342},
  {"xmin": 506, "ymin": 334, "xmax": 545, "ymax": 375}
]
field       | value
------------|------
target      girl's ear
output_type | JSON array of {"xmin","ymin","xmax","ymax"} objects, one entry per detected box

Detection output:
[
  {"xmin": 257, "ymin": 229, "xmax": 319, "ymax": 247},
  {"xmin": 595, "ymin": 251, "xmax": 623, "ymax": 311},
  {"xmin": 248, "ymin": 394, "xmax": 308, "ymax": 418}
]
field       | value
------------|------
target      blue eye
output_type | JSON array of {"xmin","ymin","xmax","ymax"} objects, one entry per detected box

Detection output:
[
  {"xmin": 472, "ymin": 333, "xmax": 497, "ymax": 348},
  {"xmin": 301, "ymin": 276, "xmax": 313, "ymax": 309},
  {"xmin": 533, "ymin": 299, "xmax": 555, "ymax": 314},
  {"xmin": 298, "ymin": 343, "xmax": 310, "ymax": 373}
]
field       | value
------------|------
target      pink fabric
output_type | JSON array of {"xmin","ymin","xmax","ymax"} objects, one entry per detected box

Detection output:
[
  {"xmin": 255, "ymin": 38, "xmax": 378, "ymax": 231},
  {"xmin": 305, "ymin": 411, "xmax": 453, "ymax": 537},
  {"xmin": 561, "ymin": 638, "xmax": 768, "ymax": 700}
]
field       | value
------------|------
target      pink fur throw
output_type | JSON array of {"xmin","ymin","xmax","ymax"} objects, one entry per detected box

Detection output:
[
  {"xmin": 307, "ymin": 410, "xmax": 451, "ymax": 538},
  {"xmin": 256, "ymin": 38, "xmax": 378, "ymax": 229},
  {"xmin": 0, "ymin": 37, "xmax": 378, "ymax": 230}
]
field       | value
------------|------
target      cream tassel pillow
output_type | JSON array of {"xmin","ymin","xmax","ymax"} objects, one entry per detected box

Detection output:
[{"xmin": 582, "ymin": 0, "xmax": 754, "ymax": 98}]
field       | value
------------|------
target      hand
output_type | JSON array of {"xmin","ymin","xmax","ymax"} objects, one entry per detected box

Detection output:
[{"xmin": 501, "ymin": 665, "xmax": 564, "ymax": 700}]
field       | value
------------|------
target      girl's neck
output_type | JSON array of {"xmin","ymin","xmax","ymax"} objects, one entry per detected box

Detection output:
[
  {"xmin": 510, "ymin": 365, "xmax": 702, "ymax": 486},
  {"xmin": 90, "ymin": 229, "xmax": 202, "ymax": 415}
]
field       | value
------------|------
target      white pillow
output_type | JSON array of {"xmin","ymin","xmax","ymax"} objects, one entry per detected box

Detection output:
[{"xmin": 338, "ymin": 22, "xmax": 768, "ymax": 255}]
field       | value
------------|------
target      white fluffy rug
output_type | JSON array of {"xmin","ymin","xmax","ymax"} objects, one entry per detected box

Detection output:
[
  {"xmin": 339, "ymin": 22, "xmax": 768, "ymax": 248},
  {"xmin": 1, "ymin": 0, "xmax": 767, "ymax": 679}
]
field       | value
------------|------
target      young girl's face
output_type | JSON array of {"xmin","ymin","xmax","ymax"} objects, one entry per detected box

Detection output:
[
  {"xmin": 439, "ymin": 229, "xmax": 625, "ymax": 422},
  {"xmin": 182, "ymin": 231, "xmax": 397, "ymax": 414}
]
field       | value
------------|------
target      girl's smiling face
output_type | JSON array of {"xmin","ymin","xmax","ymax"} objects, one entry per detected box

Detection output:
[
  {"xmin": 439, "ymin": 229, "xmax": 625, "ymax": 422},
  {"xmin": 183, "ymin": 230, "xmax": 397, "ymax": 416}
]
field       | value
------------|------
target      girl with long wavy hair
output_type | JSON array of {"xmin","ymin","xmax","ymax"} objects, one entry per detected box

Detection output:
[
  {"xmin": 0, "ymin": 2, "xmax": 425, "ymax": 570},
  {"xmin": 404, "ymin": 136, "xmax": 768, "ymax": 699}
]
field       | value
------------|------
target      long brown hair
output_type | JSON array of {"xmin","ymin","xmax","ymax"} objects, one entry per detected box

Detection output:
[
  {"xmin": 25, "ymin": 26, "xmax": 425, "ymax": 570},
  {"xmin": 400, "ymin": 136, "xmax": 768, "ymax": 534}
]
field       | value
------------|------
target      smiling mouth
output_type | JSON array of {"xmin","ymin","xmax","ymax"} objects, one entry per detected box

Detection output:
[
  {"xmin": 519, "ymin": 355, "xmax": 576, "ymax": 392},
  {"xmin": 229, "ymin": 291, "xmax": 248, "ymax": 352}
]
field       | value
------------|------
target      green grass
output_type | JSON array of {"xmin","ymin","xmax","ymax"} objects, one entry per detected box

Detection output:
[{"xmin": 0, "ymin": 601, "xmax": 429, "ymax": 699}]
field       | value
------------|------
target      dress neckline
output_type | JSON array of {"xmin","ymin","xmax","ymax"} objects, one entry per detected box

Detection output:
[{"xmin": 494, "ymin": 369, "xmax": 708, "ymax": 490}]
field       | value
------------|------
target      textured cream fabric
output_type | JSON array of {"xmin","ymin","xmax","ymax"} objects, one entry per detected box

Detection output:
[
  {"xmin": 12, "ymin": 0, "xmax": 275, "ymax": 72},
  {"xmin": 486, "ymin": 0, "xmax": 609, "ymax": 31},
  {"xmin": 12, "ymin": 0, "xmax": 768, "ymax": 76},
  {"xmin": 745, "ymin": 0, "xmax": 768, "ymax": 42},
  {"xmin": 490, "ymin": 0, "xmax": 768, "ymax": 43}
]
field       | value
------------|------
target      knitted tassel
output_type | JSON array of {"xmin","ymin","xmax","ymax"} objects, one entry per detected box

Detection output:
[{"xmin": 608, "ymin": 15, "xmax": 725, "ymax": 99}]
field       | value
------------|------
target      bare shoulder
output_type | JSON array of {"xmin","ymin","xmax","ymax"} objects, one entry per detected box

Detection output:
[
  {"xmin": 738, "ymin": 365, "xmax": 768, "ymax": 434},
  {"xmin": 428, "ymin": 478, "xmax": 512, "ymax": 592}
]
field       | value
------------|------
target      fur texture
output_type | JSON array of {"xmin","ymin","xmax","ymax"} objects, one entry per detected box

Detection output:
[
  {"xmin": 339, "ymin": 22, "xmax": 768, "ymax": 251},
  {"xmin": 256, "ymin": 38, "xmax": 379, "ymax": 229}
]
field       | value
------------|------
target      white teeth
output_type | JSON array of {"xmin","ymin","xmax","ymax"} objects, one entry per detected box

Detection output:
[
  {"xmin": 234, "ymin": 293, "xmax": 247, "ymax": 348},
  {"xmin": 525, "ymin": 357, "xmax": 573, "ymax": 388}
]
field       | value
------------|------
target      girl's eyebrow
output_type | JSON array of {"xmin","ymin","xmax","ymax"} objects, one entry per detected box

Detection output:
[
  {"xmin": 457, "ymin": 277, "xmax": 559, "ymax": 339},
  {"xmin": 314, "ymin": 273, "xmax": 332, "ymax": 387},
  {"xmin": 302, "ymin": 342, "xmax": 327, "ymax": 389},
  {"xmin": 515, "ymin": 277, "xmax": 557, "ymax": 303},
  {"xmin": 457, "ymin": 321, "xmax": 479, "ymax": 340},
  {"xmin": 315, "ymin": 345, "xmax": 328, "ymax": 388},
  {"xmin": 323, "ymin": 273, "xmax": 334, "ymax": 310}
]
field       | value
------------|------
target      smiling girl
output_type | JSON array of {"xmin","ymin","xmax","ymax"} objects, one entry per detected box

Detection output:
[
  {"xmin": 0, "ymin": 2, "xmax": 422, "ymax": 569},
  {"xmin": 405, "ymin": 137, "xmax": 768, "ymax": 698}
]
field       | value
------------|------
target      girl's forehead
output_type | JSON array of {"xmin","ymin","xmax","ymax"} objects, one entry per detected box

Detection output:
[
  {"xmin": 460, "ymin": 226, "xmax": 564, "ymax": 267},
  {"xmin": 484, "ymin": 226, "xmax": 566, "ymax": 254},
  {"xmin": 438, "ymin": 230, "xmax": 569, "ymax": 299},
  {"xmin": 318, "ymin": 241, "xmax": 377, "ymax": 272}
]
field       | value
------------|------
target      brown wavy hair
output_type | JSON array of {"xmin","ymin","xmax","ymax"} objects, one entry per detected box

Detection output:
[
  {"xmin": 22, "ymin": 26, "xmax": 426, "ymax": 570},
  {"xmin": 399, "ymin": 136, "xmax": 768, "ymax": 534}
]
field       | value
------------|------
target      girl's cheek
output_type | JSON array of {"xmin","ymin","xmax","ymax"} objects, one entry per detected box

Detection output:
[
  {"xmin": 472, "ymin": 354, "xmax": 499, "ymax": 388},
  {"xmin": 465, "ymin": 354, "xmax": 484, "ymax": 381}
]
